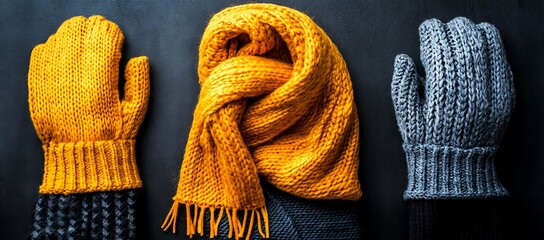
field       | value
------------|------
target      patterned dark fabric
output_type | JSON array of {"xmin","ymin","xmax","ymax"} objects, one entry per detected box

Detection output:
[
  {"xmin": 28, "ymin": 190, "xmax": 137, "ymax": 240},
  {"xmin": 194, "ymin": 182, "xmax": 362, "ymax": 240}
]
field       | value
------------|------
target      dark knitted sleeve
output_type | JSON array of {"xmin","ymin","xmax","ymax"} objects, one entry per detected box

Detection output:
[
  {"xmin": 193, "ymin": 181, "xmax": 362, "ymax": 240},
  {"xmin": 408, "ymin": 199, "xmax": 506, "ymax": 240},
  {"xmin": 28, "ymin": 190, "xmax": 138, "ymax": 240}
]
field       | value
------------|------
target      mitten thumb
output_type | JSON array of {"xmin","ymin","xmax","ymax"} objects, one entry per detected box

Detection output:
[
  {"xmin": 391, "ymin": 54, "xmax": 422, "ymax": 142},
  {"xmin": 121, "ymin": 56, "xmax": 150, "ymax": 138}
]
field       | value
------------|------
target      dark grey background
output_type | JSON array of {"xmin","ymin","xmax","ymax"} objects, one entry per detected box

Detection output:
[{"xmin": 1, "ymin": 0, "xmax": 543, "ymax": 239}]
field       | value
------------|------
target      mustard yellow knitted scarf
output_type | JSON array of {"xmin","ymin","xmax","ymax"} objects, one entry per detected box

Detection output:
[{"xmin": 162, "ymin": 4, "xmax": 361, "ymax": 239}]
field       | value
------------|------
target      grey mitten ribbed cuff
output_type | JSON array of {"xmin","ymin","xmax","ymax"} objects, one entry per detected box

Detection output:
[{"xmin": 403, "ymin": 144, "xmax": 508, "ymax": 200}]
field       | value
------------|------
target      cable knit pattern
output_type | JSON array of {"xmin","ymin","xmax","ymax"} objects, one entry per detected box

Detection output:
[
  {"xmin": 162, "ymin": 3, "xmax": 361, "ymax": 239},
  {"xmin": 391, "ymin": 17, "xmax": 515, "ymax": 199},
  {"xmin": 28, "ymin": 190, "xmax": 138, "ymax": 240}
]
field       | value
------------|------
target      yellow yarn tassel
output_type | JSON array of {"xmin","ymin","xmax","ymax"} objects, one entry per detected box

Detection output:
[
  {"xmin": 246, "ymin": 210, "xmax": 255, "ymax": 240},
  {"xmin": 209, "ymin": 207, "xmax": 216, "ymax": 238},
  {"xmin": 161, "ymin": 202, "xmax": 179, "ymax": 234},
  {"xmin": 162, "ymin": 201, "xmax": 270, "ymax": 239},
  {"xmin": 214, "ymin": 208, "xmax": 224, "ymax": 237}
]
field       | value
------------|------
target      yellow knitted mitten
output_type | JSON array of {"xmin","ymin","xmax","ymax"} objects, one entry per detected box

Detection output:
[{"xmin": 28, "ymin": 15, "xmax": 150, "ymax": 194}]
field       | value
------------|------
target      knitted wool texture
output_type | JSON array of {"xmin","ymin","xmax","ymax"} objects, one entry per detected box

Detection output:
[
  {"xmin": 27, "ymin": 15, "xmax": 149, "ymax": 239},
  {"xmin": 29, "ymin": 190, "xmax": 137, "ymax": 240},
  {"xmin": 195, "ymin": 182, "xmax": 362, "ymax": 240},
  {"xmin": 162, "ymin": 3, "xmax": 361, "ymax": 239},
  {"xmin": 391, "ymin": 17, "xmax": 514, "ymax": 199},
  {"xmin": 28, "ymin": 16, "xmax": 150, "ymax": 194},
  {"xmin": 407, "ymin": 200, "xmax": 504, "ymax": 240}
]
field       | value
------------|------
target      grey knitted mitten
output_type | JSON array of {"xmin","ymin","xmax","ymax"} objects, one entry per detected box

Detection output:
[{"xmin": 391, "ymin": 17, "xmax": 515, "ymax": 199}]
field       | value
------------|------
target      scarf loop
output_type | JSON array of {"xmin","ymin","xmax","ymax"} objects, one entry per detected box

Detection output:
[{"xmin": 162, "ymin": 3, "xmax": 362, "ymax": 239}]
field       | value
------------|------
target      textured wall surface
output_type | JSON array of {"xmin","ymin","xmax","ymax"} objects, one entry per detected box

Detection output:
[{"xmin": 1, "ymin": 0, "xmax": 542, "ymax": 239}]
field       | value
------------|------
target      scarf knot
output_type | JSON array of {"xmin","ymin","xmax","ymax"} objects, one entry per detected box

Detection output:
[{"xmin": 163, "ymin": 3, "xmax": 361, "ymax": 239}]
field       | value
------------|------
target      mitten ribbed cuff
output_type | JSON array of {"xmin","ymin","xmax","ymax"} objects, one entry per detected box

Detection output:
[
  {"xmin": 39, "ymin": 140, "xmax": 142, "ymax": 194},
  {"xmin": 403, "ymin": 144, "xmax": 508, "ymax": 199}
]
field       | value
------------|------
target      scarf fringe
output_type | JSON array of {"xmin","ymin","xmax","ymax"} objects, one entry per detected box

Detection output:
[{"xmin": 161, "ymin": 201, "xmax": 270, "ymax": 239}]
